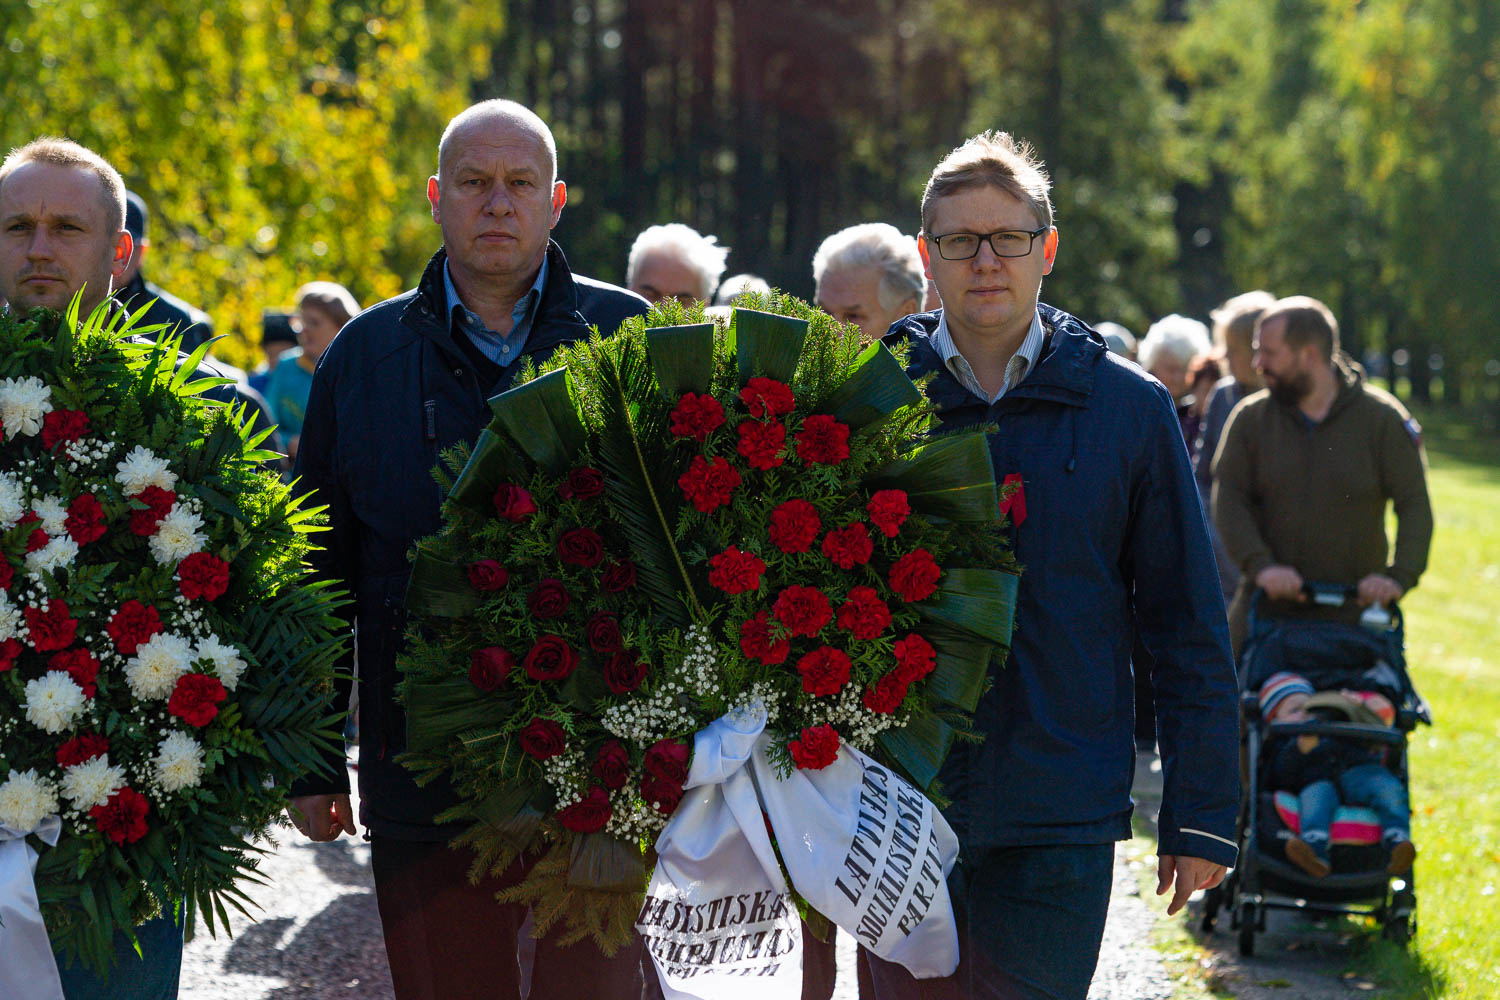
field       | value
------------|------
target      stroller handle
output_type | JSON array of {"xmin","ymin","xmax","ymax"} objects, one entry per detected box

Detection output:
[{"xmin": 1251, "ymin": 581, "xmax": 1403, "ymax": 633}]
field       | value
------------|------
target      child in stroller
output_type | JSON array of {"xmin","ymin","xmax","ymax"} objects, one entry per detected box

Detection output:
[{"xmin": 1258, "ymin": 671, "xmax": 1416, "ymax": 879}]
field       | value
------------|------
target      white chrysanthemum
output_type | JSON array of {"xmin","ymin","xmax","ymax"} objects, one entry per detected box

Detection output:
[
  {"xmin": 33, "ymin": 494, "xmax": 68, "ymax": 535},
  {"xmin": 0, "ymin": 769, "xmax": 60, "ymax": 833},
  {"xmin": 148, "ymin": 506, "xmax": 206, "ymax": 565},
  {"xmin": 23, "ymin": 672, "xmax": 88, "ymax": 734},
  {"xmin": 153, "ymin": 732, "xmax": 206, "ymax": 793},
  {"xmin": 0, "ymin": 473, "xmax": 25, "ymax": 528},
  {"xmin": 125, "ymin": 632, "xmax": 195, "ymax": 700},
  {"xmin": 25, "ymin": 535, "xmax": 79, "ymax": 575},
  {"xmin": 59, "ymin": 755, "xmax": 127, "ymax": 811},
  {"xmin": 114, "ymin": 445, "xmax": 177, "ymax": 494},
  {"xmin": 0, "ymin": 376, "xmax": 53, "ymax": 437},
  {"xmin": 0, "ymin": 591, "xmax": 20, "ymax": 642},
  {"xmin": 196, "ymin": 636, "xmax": 247, "ymax": 691}
]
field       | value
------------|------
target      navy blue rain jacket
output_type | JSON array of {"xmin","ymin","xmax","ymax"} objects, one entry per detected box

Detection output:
[
  {"xmin": 291, "ymin": 242, "xmax": 648, "ymax": 840},
  {"xmin": 884, "ymin": 304, "xmax": 1240, "ymax": 865}
]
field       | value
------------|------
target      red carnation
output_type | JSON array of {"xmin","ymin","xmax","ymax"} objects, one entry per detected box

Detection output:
[
  {"xmin": 740, "ymin": 377, "xmax": 795, "ymax": 418},
  {"xmin": 678, "ymin": 455, "xmax": 741, "ymax": 513},
  {"xmin": 556, "ymin": 786, "xmax": 612, "ymax": 833},
  {"xmin": 524, "ymin": 635, "xmax": 580, "ymax": 682},
  {"xmin": 557, "ymin": 526, "xmax": 605, "ymax": 568},
  {"xmin": 708, "ymin": 546, "xmax": 766, "ymax": 595},
  {"xmin": 23, "ymin": 513, "xmax": 49, "ymax": 552},
  {"xmin": 49, "ymin": 647, "xmax": 100, "ymax": 698},
  {"xmin": 0, "ymin": 559, "xmax": 12, "ymax": 591},
  {"xmin": 893, "ymin": 633, "xmax": 938, "ymax": 683},
  {"xmin": 178, "ymin": 551, "xmax": 230, "ymax": 601},
  {"xmin": 64, "ymin": 493, "xmax": 107, "ymax": 545},
  {"xmin": 493, "ymin": 484, "xmax": 537, "ymax": 522},
  {"xmin": 821, "ymin": 522, "xmax": 873, "ymax": 570},
  {"xmin": 669, "ymin": 392, "xmax": 726, "ymax": 442},
  {"xmin": 773, "ymin": 585, "xmax": 833, "ymax": 638},
  {"xmin": 24, "ymin": 601, "xmax": 78, "ymax": 652},
  {"xmin": 796, "ymin": 646, "xmax": 853, "ymax": 696},
  {"xmin": 167, "ymin": 673, "xmax": 228, "ymax": 727},
  {"xmin": 558, "ymin": 466, "xmax": 605, "ymax": 500},
  {"xmin": 644, "ymin": 738, "xmax": 691, "ymax": 784},
  {"xmin": 787, "ymin": 725, "xmax": 841, "ymax": 770},
  {"xmin": 106, "ymin": 600, "xmax": 163, "ymax": 654},
  {"xmin": 57, "ymin": 733, "xmax": 110, "ymax": 767},
  {"xmin": 90, "ymin": 787, "xmax": 149, "ymax": 845},
  {"xmin": 128, "ymin": 486, "xmax": 176, "ymax": 536},
  {"xmin": 735, "ymin": 420, "xmax": 786, "ymax": 470},
  {"xmin": 527, "ymin": 579, "xmax": 571, "ymax": 619},
  {"xmin": 889, "ymin": 549, "xmax": 941, "ymax": 603},
  {"xmin": 604, "ymin": 652, "xmax": 649, "ymax": 694},
  {"xmin": 642, "ymin": 774, "xmax": 685, "ymax": 815},
  {"xmin": 593, "ymin": 740, "xmax": 631, "ymax": 790},
  {"xmin": 739, "ymin": 612, "xmax": 790, "ymax": 666},
  {"xmin": 41, "ymin": 409, "xmax": 90, "ymax": 451},
  {"xmin": 601, "ymin": 560, "xmax": 637, "ymax": 593},
  {"xmin": 469, "ymin": 646, "xmax": 515, "ymax": 692},
  {"xmin": 518, "ymin": 717, "xmax": 567, "ymax": 760},
  {"xmin": 866, "ymin": 490, "xmax": 911, "ymax": 538},
  {"xmin": 837, "ymin": 586, "xmax": 892, "ymax": 640},
  {"xmin": 768, "ymin": 498, "xmax": 821, "ymax": 554},
  {"xmin": 467, "ymin": 560, "xmax": 509, "ymax": 592},
  {"xmin": 796, "ymin": 415, "xmax": 851, "ymax": 465},
  {"xmin": 862, "ymin": 673, "xmax": 909, "ymax": 715},
  {"xmin": 585, "ymin": 612, "xmax": 624, "ymax": 654},
  {"xmin": 0, "ymin": 637, "xmax": 23, "ymax": 671}
]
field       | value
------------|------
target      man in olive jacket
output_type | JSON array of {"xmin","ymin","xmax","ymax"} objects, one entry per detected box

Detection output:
[
  {"xmin": 1212, "ymin": 295, "xmax": 1433, "ymax": 653},
  {"xmin": 287, "ymin": 100, "xmax": 649, "ymax": 999}
]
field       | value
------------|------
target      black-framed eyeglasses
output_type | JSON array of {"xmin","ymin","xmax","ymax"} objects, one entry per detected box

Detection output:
[{"xmin": 926, "ymin": 227, "xmax": 1052, "ymax": 260}]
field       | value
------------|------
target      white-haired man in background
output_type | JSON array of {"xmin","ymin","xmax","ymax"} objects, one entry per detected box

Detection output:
[
  {"xmin": 626, "ymin": 222, "xmax": 728, "ymax": 306},
  {"xmin": 812, "ymin": 222, "xmax": 925, "ymax": 340}
]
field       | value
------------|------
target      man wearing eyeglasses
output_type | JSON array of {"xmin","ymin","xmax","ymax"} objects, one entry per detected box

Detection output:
[{"xmin": 872, "ymin": 132, "xmax": 1240, "ymax": 999}]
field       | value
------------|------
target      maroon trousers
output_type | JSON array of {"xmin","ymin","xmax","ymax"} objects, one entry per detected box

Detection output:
[{"xmin": 371, "ymin": 835, "xmax": 650, "ymax": 1000}]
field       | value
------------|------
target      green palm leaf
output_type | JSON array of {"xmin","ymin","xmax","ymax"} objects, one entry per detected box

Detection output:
[
  {"xmin": 587, "ymin": 331, "xmax": 702, "ymax": 625},
  {"xmin": 813, "ymin": 340, "xmax": 924, "ymax": 431},
  {"xmin": 646, "ymin": 323, "xmax": 716, "ymax": 399},
  {"xmin": 870, "ymin": 431, "xmax": 1000, "ymax": 522},
  {"xmin": 732, "ymin": 309, "xmax": 807, "ymax": 383}
]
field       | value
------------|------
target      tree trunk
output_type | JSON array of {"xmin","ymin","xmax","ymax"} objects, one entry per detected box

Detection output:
[
  {"xmin": 621, "ymin": 0, "xmax": 649, "ymax": 226},
  {"xmin": 689, "ymin": 0, "xmax": 717, "ymax": 225},
  {"xmin": 729, "ymin": 0, "xmax": 769, "ymax": 272}
]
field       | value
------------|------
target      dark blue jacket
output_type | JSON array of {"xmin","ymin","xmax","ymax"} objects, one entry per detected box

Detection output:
[
  {"xmin": 884, "ymin": 304, "xmax": 1240, "ymax": 866},
  {"xmin": 292, "ymin": 242, "xmax": 648, "ymax": 840},
  {"xmin": 114, "ymin": 272, "xmax": 215, "ymax": 353}
]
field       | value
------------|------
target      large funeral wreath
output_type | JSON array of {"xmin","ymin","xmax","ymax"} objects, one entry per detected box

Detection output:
[
  {"xmin": 399, "ymin": 295, "xmax": 1019, "ymax": 949},
  {"xmin": 0, "ymin": 302, "xmax": 346, "ymax": 975}
]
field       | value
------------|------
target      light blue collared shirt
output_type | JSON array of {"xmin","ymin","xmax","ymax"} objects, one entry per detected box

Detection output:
[
  {"xmin": 443, "ymin": 255, "xmax": 548, "ymax": 369},
  {"xmin": 929, "ymin": 309, "xmax": 1047, "ymax": 404}
]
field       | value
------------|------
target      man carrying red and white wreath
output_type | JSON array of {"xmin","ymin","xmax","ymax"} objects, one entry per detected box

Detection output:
[{"xmin": 287, "ymin": 99, "xmax": 650, "ymax": 1000}]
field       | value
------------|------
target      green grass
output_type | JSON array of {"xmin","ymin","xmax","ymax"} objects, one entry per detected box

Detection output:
[
  {"xmin": 1159, "ymin": 408, "xmax": 1500, "ymax": 998},
  {"xmin": 1377, "ymin": 409, "xmax": 1500, "ymax": 997}
]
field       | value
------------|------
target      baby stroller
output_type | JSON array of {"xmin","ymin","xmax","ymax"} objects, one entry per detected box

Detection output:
[{"xmin": 1200, "ymin": 583, "xmax": 1431, "ymax": 955}]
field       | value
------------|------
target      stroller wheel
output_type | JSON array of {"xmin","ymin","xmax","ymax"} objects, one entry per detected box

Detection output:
[
  {"xmin": 1385, "ymin": 887, "xmax": 1417, "ymax": 946},
  {"xmin": 1237, "ymin": 901, "xmax": 1256, "ymax": 957},
  {"xmin": 1200, "ymin": 883, "xmax": 1223, "ymax": 933},
  {"xmin": 1383, "ymin": 913, "xmax": 1413, "ymax": 946}
]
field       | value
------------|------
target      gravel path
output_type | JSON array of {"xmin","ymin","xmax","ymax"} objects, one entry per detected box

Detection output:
[{"xmin": 178, "ymin": 758, "xmax": 1180, "ymax": 999}]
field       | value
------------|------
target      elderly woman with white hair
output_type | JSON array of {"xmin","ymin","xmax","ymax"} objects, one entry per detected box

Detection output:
[{"xmin": 1139, "ymin": 313, "xmax": 1213, "ymax": 450}]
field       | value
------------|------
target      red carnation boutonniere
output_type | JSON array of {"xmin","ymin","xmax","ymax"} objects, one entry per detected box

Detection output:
[{"xmin": 998, "ymin": 473, "xmax": 1026, "ymax": 527}]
